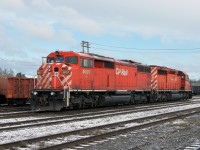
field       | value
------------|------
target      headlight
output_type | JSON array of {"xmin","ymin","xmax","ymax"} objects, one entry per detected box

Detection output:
[
  {"xmin": 33, "ymin": 91, "xmax": 38, "ymax": 95},
  {"xmin": 50, "ymin": 92, "xmax": 55, "ymax": 96}
]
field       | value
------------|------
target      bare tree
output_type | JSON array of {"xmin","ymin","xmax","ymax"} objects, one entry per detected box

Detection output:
[{"xmin": 0, "ymin": 67, "xmax": 15, "ymax": 77}]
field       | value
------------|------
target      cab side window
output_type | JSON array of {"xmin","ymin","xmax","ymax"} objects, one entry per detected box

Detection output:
[
  {"xmin": 81, "ymin": 58, "xmax": 93, "ymax": 68},
  {"xmin": 66, "ymin": 56, "xmax": 78, "ymax": 64}
]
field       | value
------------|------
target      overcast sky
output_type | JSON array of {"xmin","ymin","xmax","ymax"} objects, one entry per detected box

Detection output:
[{"xmin": 0, "ymin": 0, "xmax": 200, "ymax": 79}]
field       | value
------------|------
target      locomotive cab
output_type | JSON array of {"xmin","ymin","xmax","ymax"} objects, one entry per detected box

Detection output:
[{"xmin": 45, "ymin": 51, "xmax": 79, "ymax": 86}]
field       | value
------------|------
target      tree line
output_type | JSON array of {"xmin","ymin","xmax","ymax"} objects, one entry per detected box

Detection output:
[{"xmin": 0, "ymin": 68, "xmax": 26, "ymax": 78}]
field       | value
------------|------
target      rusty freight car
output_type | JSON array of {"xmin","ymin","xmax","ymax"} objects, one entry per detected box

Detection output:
[{"xmin": 0, "ymin": 77, "xmax": 36, "ymax": 105}]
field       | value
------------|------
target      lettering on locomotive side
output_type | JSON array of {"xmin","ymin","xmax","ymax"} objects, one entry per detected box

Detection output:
[
  {"xmin": 83, "ymin": 70, "xmax": 90, "ymax": 74},
  {"xmin": 116, "ymin": 68, "xmax": 128, "ymax": 76}
]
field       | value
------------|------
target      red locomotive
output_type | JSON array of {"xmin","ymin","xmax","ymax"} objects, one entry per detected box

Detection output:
[{"xmin": 30, "ymin": 51, "xmax": 192, "ymax": 111}]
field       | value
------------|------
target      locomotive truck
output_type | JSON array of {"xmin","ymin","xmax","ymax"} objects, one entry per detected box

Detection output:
[{"xmin": 30, "ymin": 51, "xmax": 192, "ymax": 111}]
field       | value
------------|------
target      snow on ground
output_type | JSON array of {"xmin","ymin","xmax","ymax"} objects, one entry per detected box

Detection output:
[
  {"xmin": 0, "ymin": 110, "xmax": 31, "ymax": 115},
  {"xmin": 172, "ymin": 119, "xmax": 188, "ymax": 125},
  {"xmin": 0, "ymin": 101, "xmax": 198, "ymax": 129},
  {"xmin": 0, "ymin": 103, "xmax": 179, "ymax": 124},
  {"xmin": 0, "ymin": 107, "xmax": 127, "ymax": 124},
  {"xmin": 0, "ymin": 116, "xmax": 54, "ymax": 124},
  {"xmin": 0, "ymin": 103, "xmax": 200, "ymax": 144},
  {"xmin": 1, "ymin": 99, "xmax": 199, "ymax": 124}
]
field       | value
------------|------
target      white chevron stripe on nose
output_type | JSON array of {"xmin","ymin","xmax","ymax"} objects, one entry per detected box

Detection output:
[
  {"xmin": 61, "ymin": 73, "xmax": 72, "ymax": 86},
  {"xmin": 151, "ymin": 67, "xmax": 158, "ymax": 90}
]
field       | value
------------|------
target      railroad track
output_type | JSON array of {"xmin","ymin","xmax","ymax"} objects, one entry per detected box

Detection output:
[
  {"xmin": 0, "ymin": 98, "xmax": 199, "ymax": 120},
  {"xmin": 0, "ymin": 96, "xmax": 199, "ymax": 117},
  {"xmin": 185, "ymin": 143, "xmax": 200, "ymax": 150},
  {"xmin": 0, "ymin": 100, "xmax": 200, "ymax": 132},
  {"xmin": 0, "ymin": 106, "xmax": 200, "ymax": 150},
  {"xmin": 0, "ymin": 105, "xmax": 31, "ymax": 112},
  {"xmin": 0, "ymin": 111, "xmax": 39, "ymax": 119}
]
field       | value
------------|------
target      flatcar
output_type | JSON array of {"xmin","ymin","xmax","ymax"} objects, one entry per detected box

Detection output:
[
  {"xmin": 30, "ymin": 51, "xmax": 192, "ymax": 111},
  {"xmin": 0, "ymin": 77, "xmax": 36, "ymax": 105}
]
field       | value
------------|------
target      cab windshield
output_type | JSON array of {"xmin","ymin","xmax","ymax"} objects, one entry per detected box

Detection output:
[
  {"xmin": 56, "ymin": 56, "xmax": 64, "ymax": 63},
  {"xmin": 47, "ymin": 57, "xmax": 54, "ymax": 63}
]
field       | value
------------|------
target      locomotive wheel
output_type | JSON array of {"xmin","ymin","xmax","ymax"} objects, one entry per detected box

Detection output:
[
  {"xmin": 129, "ymin": 97, "xmax": 135, "ymax": 105},
  {"xmin": 166, "ymin": 93, "xmax": 171, "ymax": 101},
  {"xmin": 142, "ymin": 95, "xmax": 147, "ymax": 103},
  {"xmin": 78, "ymin": 96, "xmax": 85, "ymax": 108},
  {"xmin": 92, "ymin": 100, "xmax": 97, "ymax": 107},
  {"xmin": 7, "ymin": 100, "xmax": 14, "ymax": 106},
  {"xmin": 78, "ymin": 100, "xmax": 83, "ymax": 108},
  {"xmin": 157, "ymin": 94, "xmax": 162, "ymax": 102},
  {"xmin": 185, "ymin": 94, "xmax": 189, "ymax": 100},
  {"xmin": 181, "ymin": 93, "xmax": 185, "ymax": 101},
  {"xmin": 71, "ymin": 96, "xmax": 84, "ymax": 109}
]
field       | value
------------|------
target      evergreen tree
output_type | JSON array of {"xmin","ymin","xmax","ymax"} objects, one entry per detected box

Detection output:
[{"xmin": 16, "ymin": 72, "xmax": 26, "ymax": 78}]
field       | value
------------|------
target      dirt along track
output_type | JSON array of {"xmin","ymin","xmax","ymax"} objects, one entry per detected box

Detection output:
[{"xmin": 0, "ymin": 98, "xmax": 200, "ymax": 149}]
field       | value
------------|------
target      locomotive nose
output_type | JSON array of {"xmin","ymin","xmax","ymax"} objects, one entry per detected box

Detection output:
[
  {"xmin": 36, "ymin": 63, "xmax": 53, "ymax": 89},
  {"xmin": 53, "ymin": 64, "xmax": 70, "ymax": 74},
  {"xmin": 51, "ymin": 63, "xmax": 71, "ymax": 89}
]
